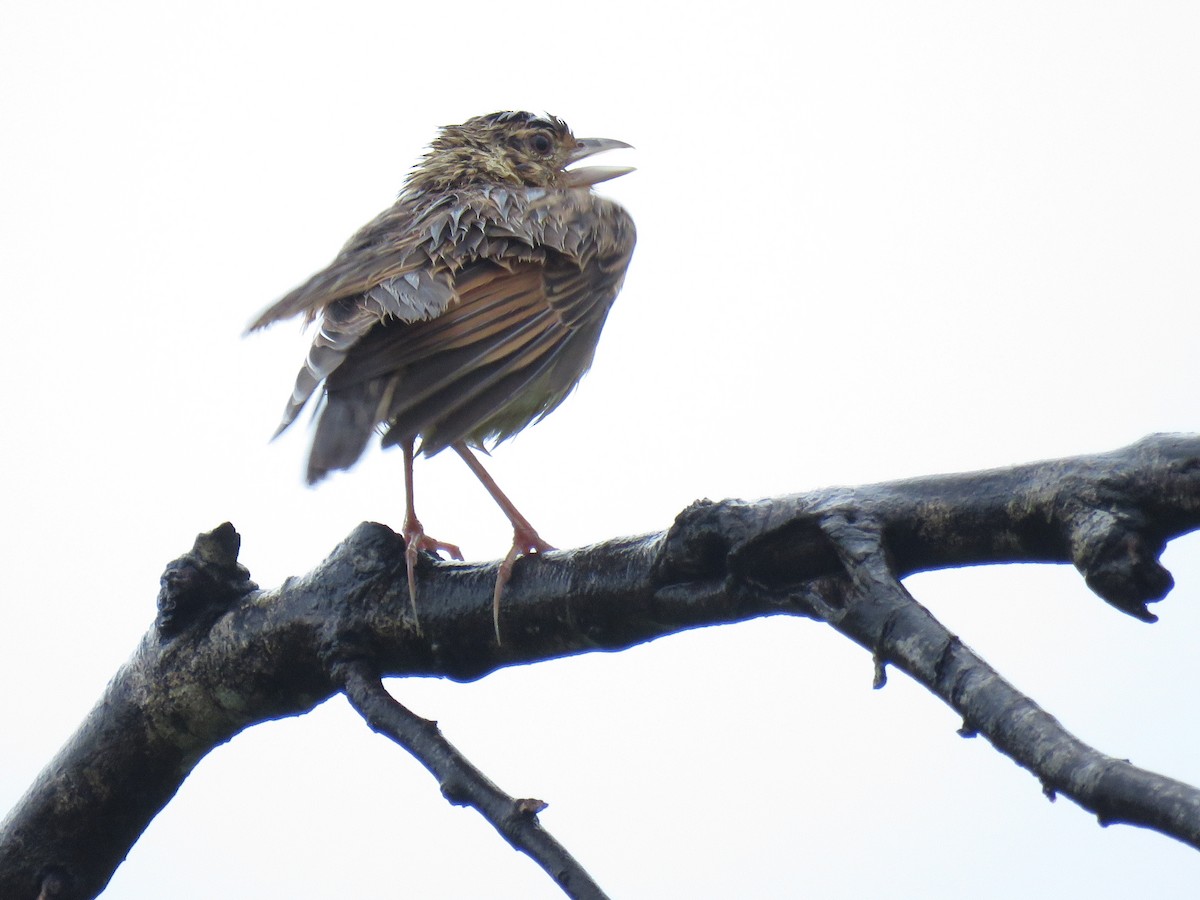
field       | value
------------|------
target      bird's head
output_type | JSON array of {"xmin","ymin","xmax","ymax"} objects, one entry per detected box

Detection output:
[{"xmin": 406, "ymin": 111, "xmax": 632, "ymax": 194}]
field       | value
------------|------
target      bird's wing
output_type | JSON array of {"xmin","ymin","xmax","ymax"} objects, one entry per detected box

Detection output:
[
  {"xmin": 310, "ymin": 194, "xmax": 633, "ymax": 474},
  {"xmin": 256, "ymin": 192, "xmax": 521, "ymax": 435},
  {"xmin": 340, "ymin": 190, "xmax": 634, "ymax": 433},
  {"xmin": 247, "ymin": 187, "xmax": 579, "ymax": 334},
  {"xmin": 263, "ymin": 188, "xmax": 635, "ymax": 476},
  {"xmin": 245, "ymin": 203, "xmax": 455, "ymax": 333},
  {"xmin": 324, "ymin": 260, "xmax": 584, "ymax": 450}
]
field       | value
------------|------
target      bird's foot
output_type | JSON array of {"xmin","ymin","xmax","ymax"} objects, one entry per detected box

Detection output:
[
  {"xmin": 493, "ymin": 525, "xmax": 554, "ymax": 645},
  {"xmin": 402, "ymin": 519, "xmax": 464, "ymax": 635}
]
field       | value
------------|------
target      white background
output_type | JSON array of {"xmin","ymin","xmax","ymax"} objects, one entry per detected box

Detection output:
[{"xmin": 2, "ymin": 2, "xmax": 1199, "ymax": 897}]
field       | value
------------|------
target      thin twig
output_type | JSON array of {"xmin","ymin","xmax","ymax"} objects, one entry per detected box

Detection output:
[{"xmin": 337, "ymin": 659, "xmax": 610, "ymax": 900}]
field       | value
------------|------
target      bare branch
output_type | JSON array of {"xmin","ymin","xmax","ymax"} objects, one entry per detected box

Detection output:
[
  {"xmin": 1, "ymin": 434, "xmax": 1197, "ymax": 898},
  {"xmin": 337, "ymin": 660, "xmax": 608, "ymax": 899},
  {"xmin": 820, "ymin": 512, "xmax": 1200, "ymax": 847}
]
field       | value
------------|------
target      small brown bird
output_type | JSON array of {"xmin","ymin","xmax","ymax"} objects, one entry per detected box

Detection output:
[{"xmin": 248, "ymin": 111, "xmax": 636, "ymax": 640}]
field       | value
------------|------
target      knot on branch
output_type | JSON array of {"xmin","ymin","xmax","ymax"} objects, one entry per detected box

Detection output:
[
  {"xmin": 655, "ymin": 497, "xmax": 845, "ymax": 588},
  {"xmin": 1068, "ymin": 509, "xmax": 1172, "ymax": 622},
  {"xmin": 156, "ymin": 523, "xmax": 256, "ymax": 638},
  {"xmin": 654, "ymin": 499, "xmax": 746, "ymax": 583}
]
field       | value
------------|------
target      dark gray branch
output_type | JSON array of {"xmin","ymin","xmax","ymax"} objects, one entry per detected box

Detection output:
[
  {"xmin": 821, "ymin": 513, "xmax": 1200, "ymax": 846},
  {"xmin": 2, "ymin": 433, "xmax": 1198, "ymax": 898},
  {"xmin": 338, "ymin": 660, "xmax": 608, "ymax": 900}
]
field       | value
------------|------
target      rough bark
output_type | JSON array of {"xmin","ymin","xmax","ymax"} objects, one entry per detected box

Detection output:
[{"xmin": 2, "ymin": 434, "xmax": 1198, "ymax": 899}]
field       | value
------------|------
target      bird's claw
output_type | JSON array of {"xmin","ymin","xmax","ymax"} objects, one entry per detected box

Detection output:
[
  {"xmin": 492, "ymin": 526, "xmax": 554, "ymax": 645},
  {"xmin": 402, "ymin": 522, "xmax": 463, "ymax": 635}
]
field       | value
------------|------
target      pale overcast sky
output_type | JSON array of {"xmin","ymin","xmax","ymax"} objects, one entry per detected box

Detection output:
[{"xmin": 2, "ymin": 2, "xmax": 1199, "ymax": 897}]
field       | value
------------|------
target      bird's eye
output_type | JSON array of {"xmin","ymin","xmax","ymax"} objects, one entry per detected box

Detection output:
[{"xmin": 529, "ymin": 133, "xmax": 553, "ymax": 156}]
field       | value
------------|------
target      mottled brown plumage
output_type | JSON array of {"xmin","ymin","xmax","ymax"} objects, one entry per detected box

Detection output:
[{"xmin": 248, "ymin": 111, "xmax": 636, "ymax": 640}]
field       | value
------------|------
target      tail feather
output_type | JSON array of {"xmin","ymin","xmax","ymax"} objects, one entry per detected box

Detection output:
[
  {"xmin": 304, "ymin": 379, "xmax": 391, "ymax": 484},
  {"xmin": 272, "ymin": 307, "xmax": 379, "ymax": 438}
]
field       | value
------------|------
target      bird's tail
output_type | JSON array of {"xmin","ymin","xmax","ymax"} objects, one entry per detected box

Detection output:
[
  {"xmin": 272, "ymin": 307, "xmax": 380, "ymax": 439},
  {"xmin": 304, "ymin": 378, "xmax": 393, "ymax": 484}
]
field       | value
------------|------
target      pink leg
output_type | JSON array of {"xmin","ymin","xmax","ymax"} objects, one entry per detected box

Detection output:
[
  {"xmin": 453, "ymin": 442, "xmax": 554, "ymax": 643},
  {"xmin": 401, "ymin": 439, "xmax": 463, "ymax": 634}
]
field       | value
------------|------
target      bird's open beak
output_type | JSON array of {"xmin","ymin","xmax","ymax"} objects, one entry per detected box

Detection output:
[{"xmin": 564, "ymin": 137, "xmax": 635, "ymax": 187}]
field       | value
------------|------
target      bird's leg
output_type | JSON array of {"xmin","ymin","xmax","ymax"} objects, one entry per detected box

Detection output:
[
  {"xmin": 453, "ymin": 442, "xmax": 554, "ymax": 643},
  {"xmin": 401, "ymin": 439, "xmax": 463, "ymax": 635}
]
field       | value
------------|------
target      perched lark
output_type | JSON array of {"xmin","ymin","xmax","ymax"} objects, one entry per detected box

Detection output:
[{"xmin": 248, "ymin": 111, "xmax": 636, "ymax": 641}]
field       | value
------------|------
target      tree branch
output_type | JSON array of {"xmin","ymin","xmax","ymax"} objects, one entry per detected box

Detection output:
[
  {"xmin": 337, "ymin": 660, "xmax": 608, "ymax": 899},
  {"xmin": 2, "ymin": 434, "xmax": 1197, "ymax": 898}
]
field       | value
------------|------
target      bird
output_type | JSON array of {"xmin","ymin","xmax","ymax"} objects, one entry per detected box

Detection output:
[{"xmin": 247, "ymin": 111, "xmax": 636, "ymax": 642}]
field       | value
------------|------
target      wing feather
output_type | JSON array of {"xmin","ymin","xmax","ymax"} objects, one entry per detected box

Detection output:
[{"xmin": 266, "ymin": 186, "xmax": 635, "ymax": 482}]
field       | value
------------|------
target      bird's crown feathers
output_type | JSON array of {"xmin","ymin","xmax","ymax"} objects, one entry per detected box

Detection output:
[{"xmin": 405, "ymin": 111, "xmax": 578, "ymax": 193}]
